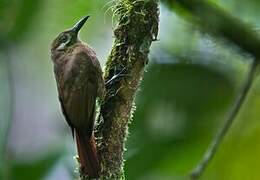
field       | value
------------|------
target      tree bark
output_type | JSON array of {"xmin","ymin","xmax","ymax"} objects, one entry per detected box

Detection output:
[{"xmin": 92, "ymin": 0, "xmax": 159, "ymax": 179}]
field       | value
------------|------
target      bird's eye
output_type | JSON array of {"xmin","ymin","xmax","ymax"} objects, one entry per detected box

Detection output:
[
  {"xmin": 60, "ymin": 35, "xmax": 68, "ymax": 43},
  {"xmin": 55, "ymin": 34, "xmax": 71, "ymax": 50}
]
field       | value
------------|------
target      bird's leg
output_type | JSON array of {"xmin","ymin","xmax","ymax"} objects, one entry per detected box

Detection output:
[{"xmin": 96, "ymin": 67, "xmax": 128, "ymax": 134}]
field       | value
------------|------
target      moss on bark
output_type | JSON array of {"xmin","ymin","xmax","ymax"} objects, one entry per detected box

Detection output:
[{"xmin": 94, "ymin": 0, "xmax": 159, "ymax": 179}]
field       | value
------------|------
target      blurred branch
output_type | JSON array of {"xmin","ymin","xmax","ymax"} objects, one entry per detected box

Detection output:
[
  {"xmin": 94, "ymin": 0, "xmax": 159, "ymax": 179},
  {"xmin": 191, "ymin": 59, "xmax": 258, "ymax": 179},
  {"xmin": 162, "ymin": 0, "xmax": 260, "ymax": 179},
  {"xmin": 164, "ymin": 0, "xmax": 260, "ymax": 58}
]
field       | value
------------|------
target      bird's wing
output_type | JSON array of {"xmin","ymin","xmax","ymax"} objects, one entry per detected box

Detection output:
[
  {"xmin": 54, "ymin": 67, "xmax": 75, "ymax": 136},
  {"xmin": 87, "ymin": 49, "xmax": 105, "ymax": 100},
  {"xmin": 59, "ymin": 95, "xmax": 75, "ymax": 136},
  {"xmin": 60, "ymin": 50, "xmax": 101, "ymax": 136}
]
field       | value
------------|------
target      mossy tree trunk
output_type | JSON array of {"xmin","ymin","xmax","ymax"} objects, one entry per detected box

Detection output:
[{"xmin": 89, "ymin": 0, "xmax": 159, "ymax": 179}]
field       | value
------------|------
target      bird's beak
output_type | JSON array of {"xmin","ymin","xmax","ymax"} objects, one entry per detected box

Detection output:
[{"xmin": 71, "ymin": 16, "xmax": 90, "ymax": 35}]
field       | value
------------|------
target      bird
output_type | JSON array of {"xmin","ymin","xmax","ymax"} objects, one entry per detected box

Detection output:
[{"xmin": 50, "ymin": 16, "xmax": 104, "ymax": 178}]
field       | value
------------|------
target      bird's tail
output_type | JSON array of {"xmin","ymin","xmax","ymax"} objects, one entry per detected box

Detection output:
[{"xmin": 75, "ymin": 130, "xmax": 100, "ymax": 178}]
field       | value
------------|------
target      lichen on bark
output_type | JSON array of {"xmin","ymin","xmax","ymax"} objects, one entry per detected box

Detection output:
[{"xmin": 94, "ymin": 0, "xmax": 159, "ymax": 179}]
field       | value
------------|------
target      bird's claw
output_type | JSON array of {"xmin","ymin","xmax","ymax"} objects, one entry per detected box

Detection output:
[{"xmin": 105, "ymin": 67, "xmax": 130, "ymax": 86}]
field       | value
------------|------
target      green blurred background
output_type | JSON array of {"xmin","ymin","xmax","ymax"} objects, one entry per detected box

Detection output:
[{"xmin": 1, "ymin": 0, "xmax": 260, "ymax": 179}]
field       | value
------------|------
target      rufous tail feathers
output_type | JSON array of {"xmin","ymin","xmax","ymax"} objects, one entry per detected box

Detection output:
[{"xmin": 75, "ymin": 131, "xmax": 100, "ymax": 178}]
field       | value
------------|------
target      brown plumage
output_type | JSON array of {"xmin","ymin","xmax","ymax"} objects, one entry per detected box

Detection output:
[{"xmin": 50, "ymin": 16, "xmax": 104, "ymax": 178}]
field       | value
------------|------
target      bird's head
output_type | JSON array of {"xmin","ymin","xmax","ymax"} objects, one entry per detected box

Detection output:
[{"xmin": 51, "ymin": 16, "xmax": 89, "ymax": 52}]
